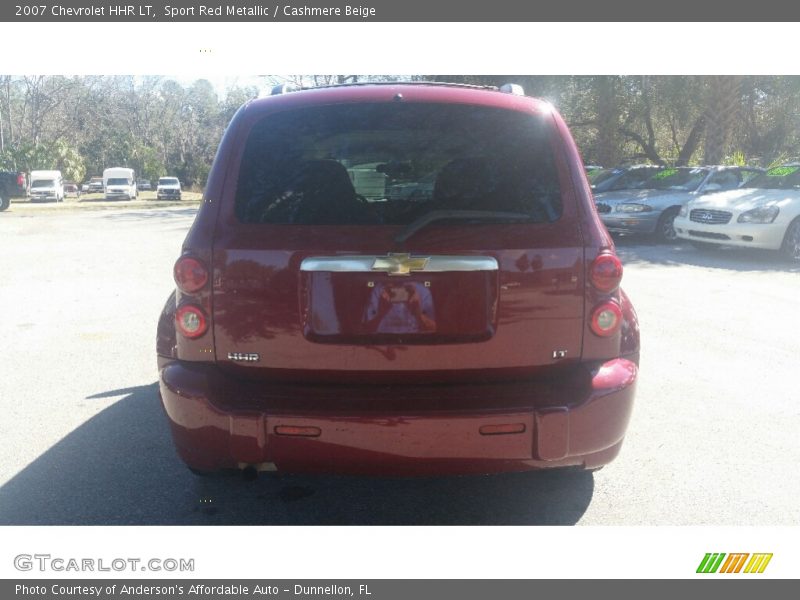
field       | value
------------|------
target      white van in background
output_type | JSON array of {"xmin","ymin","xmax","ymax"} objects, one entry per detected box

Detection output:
[
  {"xmin": 29, "ymin": 170, "xmax": 64, "ymax": 203},
  {"xmin": 103, "ymin": 167, "xmax": 137, "ymax": 200}
]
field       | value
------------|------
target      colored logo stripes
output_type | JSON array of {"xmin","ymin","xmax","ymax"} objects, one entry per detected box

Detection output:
[{"xmin": 697, "ymin": 553, "xmax": 773, "ymax": 573}]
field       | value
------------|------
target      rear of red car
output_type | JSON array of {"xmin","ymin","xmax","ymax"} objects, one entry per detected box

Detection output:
[{"xmin": 157, "ymin": 83, "xmax": 639, "ymax": 476}]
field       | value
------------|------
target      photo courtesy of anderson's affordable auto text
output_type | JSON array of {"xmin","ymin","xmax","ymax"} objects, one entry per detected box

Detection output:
[{"xmin": 0, "ymin": 0, "xmax": 799, "ymax": 594}]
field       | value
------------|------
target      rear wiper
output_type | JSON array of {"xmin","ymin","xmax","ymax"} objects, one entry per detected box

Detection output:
[{"xmin": 394, "ymin": 209, "xmax": 534, "ymax": 243}]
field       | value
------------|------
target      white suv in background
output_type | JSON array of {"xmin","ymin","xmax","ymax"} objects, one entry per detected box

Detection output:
[{"xmin": 156, "ymin": 177, "xmax": 182, "ymax": 200}]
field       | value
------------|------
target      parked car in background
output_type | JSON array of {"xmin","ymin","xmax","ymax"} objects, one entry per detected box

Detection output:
[
  {"xmin": 87, "ymin": 177, "xmax": 103, "ymax": 194},
  {"xmin": 63, "ymin": 182, "xmax": 81, "ymax": 197},
  {"xmin": 590, "ymin": 165, "xmax": 665, "ymax": 194},
  {"xmin": 157, "ymin": 82, "xmax": 640, "ymax": 478},
  {"xmin": 137, "ymin": 179, "xmax": 152, "ymax": 191},
  {"xmin": 103, "ymin": 167, "xmax": 137, "ymax": 200},
  {"xmin": 594, "ymin": 165, "xmax": 763, "ymax": 241},
  {"xmin": 0, "ymin": 171, "xmax": 27, "ymax": 211},
  {"xmin": 156, "ymin": 177, "xmax": 181, "ymax": 200},
  {"xmin": 29, "ymin": 170, "xmax": 64, "ymax": 203},
  {"xmin": 675, "ymin": 164, "xmax": 800, "ymax": 261}
]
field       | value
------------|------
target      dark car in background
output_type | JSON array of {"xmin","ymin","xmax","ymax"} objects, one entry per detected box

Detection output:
[
  {"xmin": 87, "ymin": 177, "xmax": 103, "ymax": 194},
  {"xmin": 0, "ymin": 171, "xmax": 27, "ymax": 211},
  {"xmin": 64, "ymin": 182, "xmax": 81, "ymax": 197},
  {"xmin": 157, "ymin": 82, "xmax": 640, "ymax": 478}
]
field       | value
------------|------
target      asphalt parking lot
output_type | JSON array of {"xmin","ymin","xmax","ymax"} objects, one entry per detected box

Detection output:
[{"xmin": 0, "ymin": 204, "xmax": 798, "ymax": 525}]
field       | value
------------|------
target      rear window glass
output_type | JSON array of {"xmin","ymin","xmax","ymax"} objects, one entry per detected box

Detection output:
[{"xmin": 235, "ymin": 103, "xmax": 563, "ymax": 225}]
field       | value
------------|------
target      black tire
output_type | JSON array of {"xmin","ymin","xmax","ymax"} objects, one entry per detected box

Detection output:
[
  {"xmin": 0, "ymin": 195, "xmax": 9, "ymax": 211},
  {"xmin": 655, "ymin": 207, "xmax": 680, "ymax": 242},
  {"xmin": 780, "ymin": 218, "xmax": 800, "ymax": 262},
  {"xmin": 690, "ymin": 240, "xmax": 721, "ymax": 251}
]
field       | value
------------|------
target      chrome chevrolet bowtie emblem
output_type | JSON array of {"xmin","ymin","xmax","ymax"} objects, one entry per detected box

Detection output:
[{"xmin": 371, "ymin": 253, "xmax": 430, "ymax": 276}]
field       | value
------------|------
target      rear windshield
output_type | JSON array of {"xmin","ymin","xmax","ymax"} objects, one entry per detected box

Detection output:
[
  {"xmin": 107, "ymin": 178, "xmax": 131, "ymax": 185},
  {"xmin": 743, "ymin": 165, "xmax": 800, "ymax": 189},
  {"xmin": 235, "ymin": 103, "xmax": 563, "ymax": 225},
  {"xmin": 31, "ymin": 180, "xmax": 56, "ymax": 188},
  {"xmin": 159, "ymin": 178, "xmax": 179, "ymax": 185}
]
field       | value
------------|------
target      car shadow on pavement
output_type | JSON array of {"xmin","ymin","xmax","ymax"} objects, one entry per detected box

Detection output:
[
  {"xmin": 0, "ymin": 383, "xmax": 594, "ymax": 526},
  {"xmin": 95, "ymin": 207, "xmax": 200, "ymax": 220},
  {"xmin": 613, "ymin": 234, "xmax": 800, "ymax": 273}
]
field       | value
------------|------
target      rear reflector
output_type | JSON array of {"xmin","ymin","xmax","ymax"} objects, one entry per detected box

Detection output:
[
  {"xmin": 175, "ymin": 304, "xmax": 208, "ymax": 339},
  {"xmin": 275, "ymin": 426, "xmax": 322, "ymax": 437},
  {"xmin": 590, "ymin": 301, "xmax": 622, "ymax": 337},
  {"xmin": 479, "ymin": 423, "xmax": 526, "ymax": 436},
  {"xmin": 590, "ymin": 253, "xmax": 623, "ymax": 292},
  {"xmin": 174, "ymin": 256, "xmax": 209, "ymax": 294}
]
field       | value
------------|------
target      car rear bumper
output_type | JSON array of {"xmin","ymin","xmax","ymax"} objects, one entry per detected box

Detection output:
[
  {"xmin": 674, "ymin": 216, "xmax": 785, "ymax": 249},
  {"xmin": 158, "ymin": 358, "xmax": 637, "ymax": 475}
]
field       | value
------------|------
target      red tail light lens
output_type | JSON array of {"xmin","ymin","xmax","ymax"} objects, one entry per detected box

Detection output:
[
  {"xmin": 590, "ymin": 301, "xmax": 622, "ymax": 337},
  {"xmin": 175, "ymin": 304, "xmax": 208, "ymax": 339},
  {"xmin": 17, "ymin": 173, "xmax": 25, "ymax": 186},
  {"xmin": 174, "ymin": 256, "xmax": 208, "ymax": 293},
  {"xmin": 590, "ymin": 253, "xmax": 623, "ymax": 292}
]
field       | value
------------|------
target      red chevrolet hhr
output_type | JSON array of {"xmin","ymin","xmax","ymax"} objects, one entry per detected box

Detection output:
[{"xmin": 157, "ymin": 82, "xmax": 639, "ymax": 477}]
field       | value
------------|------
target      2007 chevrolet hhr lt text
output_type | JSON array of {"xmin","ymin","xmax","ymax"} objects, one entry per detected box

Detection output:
[{"xmin": 156, "ymin": 82, "xmax": 640, "ymax": 476}]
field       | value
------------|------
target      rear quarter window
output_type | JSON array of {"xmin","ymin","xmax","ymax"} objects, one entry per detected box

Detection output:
[{"xmin": 234, "ymin": 102, "xmax": 563, "ymax": 225}]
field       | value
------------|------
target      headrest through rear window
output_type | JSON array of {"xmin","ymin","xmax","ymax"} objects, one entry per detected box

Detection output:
[{"xmin": 433, "ymin": 158, "xmax": 502, "ymax": 209}]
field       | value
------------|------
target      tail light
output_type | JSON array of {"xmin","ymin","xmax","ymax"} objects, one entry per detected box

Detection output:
[
  {"xmin": 175, "ymin": 304, "xmax": 208, "ymax": 339},
  {"xmin": 590, "ymin": 301, "xmax": 622, "ymax": 337},
  {"xmin": 590, "ymin": 253, "xmax": 623, "ymax": 292},
  {"xmin": 174, "ymin": 256, "xmax": 209, "ymax": 293},
  {"xmin": 17, "ymin": 173, "xmax": 25, "ymax": 187}
]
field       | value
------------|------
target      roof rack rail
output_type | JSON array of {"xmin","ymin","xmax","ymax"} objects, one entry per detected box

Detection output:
[
  {"xmin": 499, "ymin": 83, "xmax": 525, "ymax": 96},
  {"xmin": 270, "ymin": 83, "xmax": 298, "ymax": 95},
  {"xmin": 269, "ymin": 80, "xmax": 503, "ymax": 94}
]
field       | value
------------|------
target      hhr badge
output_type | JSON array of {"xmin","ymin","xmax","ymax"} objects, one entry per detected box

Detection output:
[{"xmin": 228, "ymin": 352, "xmax": 260, "ymax": 362}]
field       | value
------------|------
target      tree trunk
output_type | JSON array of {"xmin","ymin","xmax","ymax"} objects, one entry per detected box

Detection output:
[
  {"xmin": 676, "ymin": 116, "xmax": 706, "ymax": 166},
  {"xmin": 703, "ymin": 76, "xmax": 742, "ymax": 164},
  {"xmin": 594, "ymin": 76, "xmax": 620, "ymax": 166}
]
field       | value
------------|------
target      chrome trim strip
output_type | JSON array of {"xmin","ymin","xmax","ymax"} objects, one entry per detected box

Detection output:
[{"xmin": 300, "ymin": 255, "xmax": 499, "ymax": 273}]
